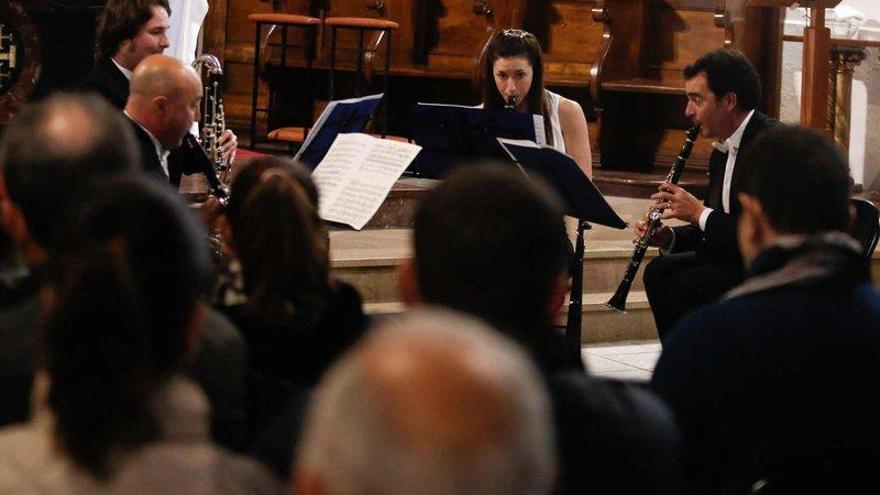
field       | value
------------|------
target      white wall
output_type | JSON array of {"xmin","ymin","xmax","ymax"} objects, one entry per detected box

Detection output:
[{"xmin": 780, "ymin": 1, "xmax": 880, "ymax": 190}]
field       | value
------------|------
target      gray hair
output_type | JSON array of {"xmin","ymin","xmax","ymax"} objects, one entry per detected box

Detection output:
[{"xmin": 296, "ymin": 308, "xmax": 556, "ymax": 495}]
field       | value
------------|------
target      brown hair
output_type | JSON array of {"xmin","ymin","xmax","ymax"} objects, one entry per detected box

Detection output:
[
  {"xmin": 95, "ymin": 0, "xmax": 171, "ymax": 60},
  {"xmin": 482, "ymin": 29, "xmax": 553, "ymax": 146},
  {"xmin": 226, "ymin": 157, "xmax": 330, "ymax": 328}
]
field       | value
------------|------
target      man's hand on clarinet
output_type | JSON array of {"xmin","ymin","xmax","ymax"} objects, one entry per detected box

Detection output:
[
  {"xmin": 651, "ymin": 183, "xmax": 705, "ymax": 224},
  {"xmin": 219, "ymin": 129, "xmax": 238, "ymax": 165},
  {"xmin": 633, "ymin": 219, "xmax": 673, "ymax": 249}
]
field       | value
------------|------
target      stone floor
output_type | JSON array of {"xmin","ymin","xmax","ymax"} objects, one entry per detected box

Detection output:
[{"xmin": 582, "ymin": 340, "xmax": 661, "ymax": 382}]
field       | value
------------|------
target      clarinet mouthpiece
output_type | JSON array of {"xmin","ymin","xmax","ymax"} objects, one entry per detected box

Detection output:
[{"xmin": 505, "ymin": 96, "xmax": 517, "ymax": 112}]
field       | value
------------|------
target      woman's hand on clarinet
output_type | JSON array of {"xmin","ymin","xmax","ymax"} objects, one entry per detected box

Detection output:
[{"xmin": 651, "ymin": 183, "xmax": 704, "ymax": 224}]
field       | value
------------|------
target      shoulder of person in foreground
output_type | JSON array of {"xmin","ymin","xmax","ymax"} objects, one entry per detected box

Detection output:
[{"xmin": 549, "ymin": 370, "xmax": 684, "ymax": 495}]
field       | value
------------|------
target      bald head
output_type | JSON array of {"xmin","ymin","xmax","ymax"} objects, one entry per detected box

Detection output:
[
  {"xmin": 296, "ymin": 308, "xmax": 556, "ymax": 495},
  {"xmin": 125, "ymin": 55, "xmax": 202, "ymax": 149},
  {"xmin": 0, "ymin": 93, "xmax": 138, "ymax": 252},
  {"xmin": 129, "ymin": 54, "xmax": 198, "ymax": 100}
]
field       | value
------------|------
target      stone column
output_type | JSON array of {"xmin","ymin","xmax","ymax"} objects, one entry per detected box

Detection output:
[{"xmin": 828, "ymin": 45, "xmax": 867, "ymax": 152}]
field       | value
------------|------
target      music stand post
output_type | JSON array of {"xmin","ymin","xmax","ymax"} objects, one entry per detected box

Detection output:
[
  {"xmin": 567, "ymin": 219, "xmax": 591, "ymax": 355},
  {"xmin": 497, "ymin": 139, "xmax": 626, "ymax": 357}
]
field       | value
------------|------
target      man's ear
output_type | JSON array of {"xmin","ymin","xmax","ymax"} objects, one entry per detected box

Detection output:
[
  {"xmin": 723, "ymin": 91, "xmax": 739, "ymax": 112},
  {"xmin": 398, "ymin": 258, "xmax": 421, "ymax": 307},
  {"xmin": 152, "ymin": 95, "xmax": 169, "ymax": 115},
  {"xmin": 737, "ymin": 192, "xmax": 767, "ymax": 248},
  {"xmin": 547, "ymin": 275, "xmax": 570, "ymax": 325}
]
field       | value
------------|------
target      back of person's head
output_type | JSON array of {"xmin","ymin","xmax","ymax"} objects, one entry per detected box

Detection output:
[
  {"xmin": 739, "ymin": 126, "xmax": 851, "ymax": 235},
  {"xmin": 95, "ymin": 0, "xmax": 171, "ymax": 59},
  {"xmin": 44, "ymin": 175, "xmax": 210, "ymax": 479},
  {"xmin": 0, "ymin": 93, "xmax": 139, "ymax": 248},
  {"xmin": 412, "ymin": 164, "xmax": 569, "ymax": 348},
  {"xmin": 226, "ymin": 156, "xmax": 329, "ymax": 325},
  {"xmin": 296, "ymin": 308, "xmax": 556, "ymax": 495},
  {"xmin": 683, "ymin": 49, "xmax": 761, "ymax": 112}
]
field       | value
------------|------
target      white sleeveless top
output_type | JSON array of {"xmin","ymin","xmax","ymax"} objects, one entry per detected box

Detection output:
[
  {"xmin": 545, "ymin": 90, "xmax": 566, "ymax": 154},
  {"xmin": 478, "ymin": 89, "xmax": 566, "ymax": 151}
]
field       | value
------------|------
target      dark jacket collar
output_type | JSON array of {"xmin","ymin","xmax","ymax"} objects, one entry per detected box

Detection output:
[{"xmin": 725, "ymin": 232, "xmax": 868, "ymax": 300}]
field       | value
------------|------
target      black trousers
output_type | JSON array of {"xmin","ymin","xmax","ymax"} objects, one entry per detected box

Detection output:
[{"xmin": 644, "ymin": 251, "xmax": 743, "ymax": 341}]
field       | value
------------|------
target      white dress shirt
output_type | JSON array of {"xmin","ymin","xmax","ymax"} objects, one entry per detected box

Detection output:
[{"xmin": 697, "ymin": 109, "xmax": 755, "ymax": 231}]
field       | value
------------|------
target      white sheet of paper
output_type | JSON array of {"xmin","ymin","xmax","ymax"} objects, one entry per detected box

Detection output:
[
  {"xmin": 312, "ymin": 134, "xmax": 422, "ymax": 230},
  {"xmin": 533, "ymin": 115, "xmax": 547, "ymax": 146}
]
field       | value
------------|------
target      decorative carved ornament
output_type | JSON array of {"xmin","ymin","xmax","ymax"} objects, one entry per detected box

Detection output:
[{"xmin": 0, "ymin": 0, "xmax": 40, "ymax": 124}]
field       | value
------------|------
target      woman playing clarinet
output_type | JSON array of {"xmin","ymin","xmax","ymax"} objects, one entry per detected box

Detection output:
[{"xmin": 482, "ymin": 29, "xmax": 593, "ymax": 178}]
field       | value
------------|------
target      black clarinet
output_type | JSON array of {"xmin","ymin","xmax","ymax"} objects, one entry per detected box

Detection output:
[
  {"xmin": 505, "ymin": 95, "xmax": 517, "ymax": 112},
  {"xmin": 181, "ymin": 134, "xmax": 229, "ymax": 206},
  {"xmin": 606, "ymin": 125, "xmax": 700, "ymax": 312}
]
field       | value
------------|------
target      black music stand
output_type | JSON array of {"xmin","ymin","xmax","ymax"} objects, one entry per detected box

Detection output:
[
  {"xmin": 408, "ymin": 103, "xmax": 545, "ymax": 178},
  {"xmin": 294, "ymin": 93, "xmax": 384, "ymax": 168},
  {"xmin": 498, "ymin": 139, "xmax": 626, "ymax": 357}
]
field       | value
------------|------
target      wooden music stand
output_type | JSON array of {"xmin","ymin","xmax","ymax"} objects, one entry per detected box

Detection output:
[{"xmin": 748, "ymin": 0, "xmax": 841, "ymax": 131}]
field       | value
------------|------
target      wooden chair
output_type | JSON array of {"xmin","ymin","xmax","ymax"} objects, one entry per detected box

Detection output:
[
  {"xmin": 323, "ymin": 15, "xmax": 399, "ymax": 137},
  {"xmin": 248, "ymin": 13, "xmax": 321, "ymax": 149}
]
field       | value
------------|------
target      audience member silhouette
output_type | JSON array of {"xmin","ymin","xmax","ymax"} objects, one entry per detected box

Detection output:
[
  {"xmin": 295, "ymin": 308, "xmax": 557, "ymax": 495},
  {"xmin": 0, "ymin": 93, "xmax": 246, "ymax": 450},
  {"xmin": 652, "ymin": 126, "xmax": 880, "ymax": 494},
  {"xmin": 0, "ymin": 93, "xmax": 138, "ymax": 427},
  {"xmin": 0, "ymin": 176, "xmax": 281, "ymax": 493},
  {"xmin": 399, "ymin": 164, "xmax": 683, "ymax": 495},
  {"xmin": 216, "ymin": 157, "xmax": 367, "ymax": 438}
]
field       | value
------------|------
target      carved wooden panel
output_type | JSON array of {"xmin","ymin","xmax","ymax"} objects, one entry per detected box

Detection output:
[
  {"xmin": 533, "ymin": 1, "xmax": 606, "ymax": 87},
  {"xmin": 0, "ymin": 0, "xmax": 40, "ymax": 123}
]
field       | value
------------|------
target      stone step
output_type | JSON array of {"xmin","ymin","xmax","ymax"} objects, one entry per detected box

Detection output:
[
  {"xmin": 363, "ymin": 291, "xmax": 657, "ymax": 344},
  {"xmin": 344, "ymin": 178, "xmax": 668, "ymax": 230},
  {"xmin": 329, "ymin": 229, "xmax": 660, "ymax": 303}
]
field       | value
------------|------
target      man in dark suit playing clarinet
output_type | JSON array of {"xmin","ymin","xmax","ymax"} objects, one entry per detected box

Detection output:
[{"xmin": 636, "ymin": 49, "xmax": 776, "ymax": 340}]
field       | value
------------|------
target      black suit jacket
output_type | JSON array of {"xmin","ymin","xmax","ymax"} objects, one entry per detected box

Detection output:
[
  {"xmin": 80, "ymin": 57, "xmax": 130, "ymax": 110},
  {"xmin": 127, "ymin": 117, "xmax": 171, "ymax": 183},
  {"xmin": 81, "ymin": 58, "xmax": 206, "ymax": 185},
  {"xmin": 671, "ymin": 111, "xmax": 775, "ymax": 265}
]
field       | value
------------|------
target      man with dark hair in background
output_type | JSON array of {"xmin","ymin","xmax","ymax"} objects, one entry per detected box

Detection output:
[
  {"xmin": 399, "ymin": 164, "xmax": 683, "ymax": 495},
  {"xmin": 652, "ymin": 126, "xmax": 880, "ymax": 493},
  {"xmin": 82, "ymin": 0, "xmax": 172, "ymax": 109},
  {"xmin": 637, "ymin": 49, "xmax": 776, "ymax": 340}
]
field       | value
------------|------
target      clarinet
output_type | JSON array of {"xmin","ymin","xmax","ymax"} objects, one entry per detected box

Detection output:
[
  {"xmin": 606, "ymin": 125, "xmax": 700, "ymax": 312},
  {"xmin": 505, "ymin": 95, "xmax": 517, "ymax": 112},
  {"xmin": 181, "ymin": 134, "xmax": 229, "ymax": 206},
  {"xmin": 191, "ymin": 54, "xmax": 229, "ymax": 205}
]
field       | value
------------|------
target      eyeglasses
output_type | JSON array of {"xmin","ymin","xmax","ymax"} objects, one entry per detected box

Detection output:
[{"xmin": 501, "ymin": 29, "xmax": 530, "ymax": 39}]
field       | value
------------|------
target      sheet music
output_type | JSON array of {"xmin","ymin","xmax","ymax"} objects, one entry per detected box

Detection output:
[
  {"xmin": 294, "ymin": 93, "xmax": 384, "ymax": 162},
  {"xmin": 312, "ymin": 134, "xmax": 422, "ymax": 230},
  {"xmin": 533, "ymin": 115, "xmax": 547, "ymax": 146}
]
